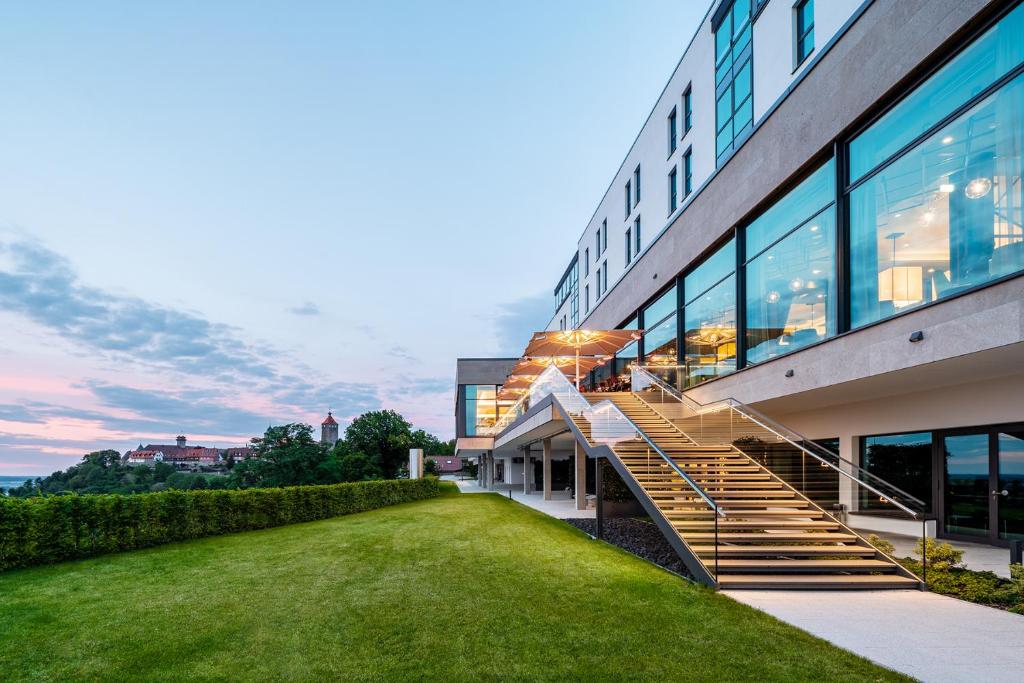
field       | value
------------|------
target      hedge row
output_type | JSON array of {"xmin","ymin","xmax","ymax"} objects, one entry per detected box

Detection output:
[{"xmin": 0, "ymin": 477, "xmax": 440, "ymax": 572}]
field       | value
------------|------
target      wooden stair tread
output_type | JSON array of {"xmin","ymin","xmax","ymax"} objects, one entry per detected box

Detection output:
[
  {"xmin": 689, "ymin": 545, "xmax": 876, "ymax": 556},
  {"xmin": 717, "ymin": 574, "xmax": 921, "ymax": 589}
]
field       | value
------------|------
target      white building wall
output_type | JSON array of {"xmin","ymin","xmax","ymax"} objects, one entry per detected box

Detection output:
[
  {"xmin": 753, "ymin": 0, "xmax": 864, "ymax": 120},
  {"xmin": 565, "ymin": 0, "xmax": 864, "ymax": 328}
]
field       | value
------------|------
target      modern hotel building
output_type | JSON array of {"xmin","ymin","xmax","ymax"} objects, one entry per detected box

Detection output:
[{"xmin": 456, "ymin": 0, "xmax": 1024, "ymax": 586}]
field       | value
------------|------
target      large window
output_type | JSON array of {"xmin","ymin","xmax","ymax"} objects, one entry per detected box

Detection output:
[
  {"xmin": 849, "ymin": 72, "xmax": 1024, "ymax": 327},
  {"xmin": 860, "ymin": 432, "xmax": 933, "ymax": 514},
  {"xmin": 745, "ymin": 160, "xmax": 837, "ymax": 363},
  {"xmin": 683, "ymin": 238, "xmax": 737, "ymax": 386},
  {"xmin": 849, "ymin": 3, "xmax": 1024, "ymax": 182},
  {"xmin": 795, "ymin": 0, "xmax": 814, "ymax": 66},
  {"xmin": 634, "ymin": 165, "xmax": 641, "ymax": 205},
  {"xmin": 625, "ymin": 180, "xmax": 632, "ymax": 218},
  {"xmin": 635, "ymin": 216, "xmax": 642, "ymax": 254},
  {"xmin": 642, "ymin": 286, "xmax": 678, "ymax": 367},
  {"xmin": 625, "ymin": 227, "xmax": 632, "ymax": 266},
  {"xmin": 715, "ymin": 0, "xmax": 753, "ymax": 162},
  {"xmin": 464, "ymin": 385, "xmax": 500, "ymax": 436}
]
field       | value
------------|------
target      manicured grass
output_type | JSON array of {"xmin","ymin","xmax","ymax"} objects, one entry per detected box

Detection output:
[{"xmin": 0, "ymin": 492, "xmax": 907, "ymax": 681}]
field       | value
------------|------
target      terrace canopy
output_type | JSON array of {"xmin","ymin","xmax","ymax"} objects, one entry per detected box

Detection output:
[{"xmin": 521, "ymin": 329, "xmax": 643, "ymax": 389}]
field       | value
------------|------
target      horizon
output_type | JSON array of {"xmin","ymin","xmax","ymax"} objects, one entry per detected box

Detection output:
[{"xmin": 0, "ymin": 1, "xmax": 707, "ymax": 474}]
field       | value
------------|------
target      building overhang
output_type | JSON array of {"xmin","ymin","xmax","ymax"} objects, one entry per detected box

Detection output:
[{"xmin": 454, "ymin": 437, "xmax": 493, "ymax": 457}]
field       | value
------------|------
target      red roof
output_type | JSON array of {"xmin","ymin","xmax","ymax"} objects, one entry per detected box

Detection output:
[{"xmin": 322, "ymin": 411, "xmax": 338, "ymax": 426}]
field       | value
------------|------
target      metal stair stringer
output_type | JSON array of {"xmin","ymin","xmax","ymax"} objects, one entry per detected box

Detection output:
[{"xmin": 552, "ymin": 398, "xmax": 719, "ymax": 588}]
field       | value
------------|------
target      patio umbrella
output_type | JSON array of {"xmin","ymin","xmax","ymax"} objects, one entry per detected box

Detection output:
[
  {"xmin": 510, "ymin": 355, "xmax": 607, "ymax": 387},
  {"xmin": 523, "ymin": 329, "xmax": 643, "ymax": 388},
  {"xmin": 495, "ymin": 386, "xmax": 526, "ymax": 401}
]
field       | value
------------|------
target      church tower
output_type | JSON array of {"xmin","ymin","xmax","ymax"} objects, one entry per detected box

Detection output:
[{"xmin": 321, "ymin": 410, "xmax": 339, "ymax": 446}]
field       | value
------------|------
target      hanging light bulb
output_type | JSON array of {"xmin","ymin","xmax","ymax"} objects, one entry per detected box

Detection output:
[{"xmin": 964, "ymin": 177, "xmax": 992, "ymax": 199}]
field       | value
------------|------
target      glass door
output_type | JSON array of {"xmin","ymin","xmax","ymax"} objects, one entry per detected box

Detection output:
[
  {"xmin": 941, "ymin": 432, "xmax": 991, "ymax": 540},
  {"xmin": 997, "ymin": 429, "xmax": 1024, "ymax": 542},
  {"xmin": 939, "ymin": 424, "xmax": 1024, "ymax": 545}
]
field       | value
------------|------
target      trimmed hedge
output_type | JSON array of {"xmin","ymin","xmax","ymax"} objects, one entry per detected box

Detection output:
[{"xmin": 0, "ymin": 478, "xmax": 440, "ymax": 572}]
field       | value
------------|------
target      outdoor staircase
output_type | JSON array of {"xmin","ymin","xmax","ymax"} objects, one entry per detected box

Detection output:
[{"xmin": 574, "ymin": 392, "xmax": 921, "ymax": 590}]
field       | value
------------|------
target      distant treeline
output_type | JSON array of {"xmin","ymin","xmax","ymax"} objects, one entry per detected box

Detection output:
[{"xmin": 6, "ymin": 410, "xmax": 454, "ymax": 498}]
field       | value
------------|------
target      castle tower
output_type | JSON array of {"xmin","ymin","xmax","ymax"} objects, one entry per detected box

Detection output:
[
  {"xmin": 321, "ymin": 410, "xmax": 339, "ymax": 445},
  {"xmin": 176, "ymin": 435, "xmax": 187, "ymax": 448}
]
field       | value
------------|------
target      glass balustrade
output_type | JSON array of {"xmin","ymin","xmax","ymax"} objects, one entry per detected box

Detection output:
[{"xmin": 631, "ymin": 364, "xmax": 930, "ymax": 582}]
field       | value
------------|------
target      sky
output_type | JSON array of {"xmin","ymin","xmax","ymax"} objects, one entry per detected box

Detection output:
[{"xmin": 0, "ymin": 1, "xmax": 708, "ymax": 475}]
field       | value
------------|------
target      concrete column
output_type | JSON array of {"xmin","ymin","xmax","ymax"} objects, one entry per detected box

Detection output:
[
  {"xmin": 542, "ymin": 438, "xmax": 552, "ymax": 501},
  {"xmin": 409, "ymin": 449, "xmax": 424, "ymax": 479},
  {"xmin": 523, "ymin": 450, "xmax": 533, "ymax": 494},
  {"xmin": 839, "ymin": 434, "xmax": 858, "ymax": 514},
  {"xmin": 575, "ymin": 441, "xmax": 587, "ymax": 511}
]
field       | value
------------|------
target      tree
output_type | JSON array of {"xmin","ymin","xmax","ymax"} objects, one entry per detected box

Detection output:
[
  {"xmin": 338, "ymin": 451, "xmax": 383, "ymax": 482},
  {"xmin": 234, "ymin": 423, "xmax": 338, "ymax": 488},
  {"xmin": 344, "ymin": 410, "xmax": 413, "ymax": 478}
]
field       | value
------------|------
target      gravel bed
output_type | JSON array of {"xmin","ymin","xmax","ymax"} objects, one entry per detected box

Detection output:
[{"xmin": 565, "ymin": 517, "xmax": 693, "ymax": 579}]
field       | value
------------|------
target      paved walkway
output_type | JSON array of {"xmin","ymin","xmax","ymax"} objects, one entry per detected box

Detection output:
[
  {"xmin": 866, "ymin": 530, "xmax": 1015, "ymax": 578},
  {"xmin": 454, "ymin": 480, "xmax": 594, "ymax": 519},
  {"xmin": 726, "ymin": 589, "xmax": 1024, "ymax": 683}
]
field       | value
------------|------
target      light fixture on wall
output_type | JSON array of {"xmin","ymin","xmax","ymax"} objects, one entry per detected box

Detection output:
[{"xmin": 964, "ymin": 177, "xmax": 992, "ymax": 199}]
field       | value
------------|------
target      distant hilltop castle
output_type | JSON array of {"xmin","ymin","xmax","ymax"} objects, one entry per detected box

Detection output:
[
  {"xmin": 123, "ymin": 435, "xmax": 254, "ymax": 471},
  {"xmin": 123, "ymin": 410, "xmax": 340, "ymax": 471}
]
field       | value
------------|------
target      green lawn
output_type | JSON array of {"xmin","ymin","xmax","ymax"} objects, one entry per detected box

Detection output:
[{"xmin": 0, "ymin": 491, "xmax": 907, "ymax": 682}]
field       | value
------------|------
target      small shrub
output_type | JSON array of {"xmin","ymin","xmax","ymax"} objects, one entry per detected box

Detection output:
[
  {"xmin": 867, "ymin": 533, "xmax": 895, "ymax": 556},
  {"xmin": 0, "ymin": 477, "xmax": 440, "ymax": 572},
  {"xmin": 915, "ymin": 537, "xmax": 964, "ymax": 570}
]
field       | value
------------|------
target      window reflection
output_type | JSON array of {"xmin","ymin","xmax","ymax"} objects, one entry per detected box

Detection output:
[
  {"xmin": 464, "ymin": 385, "xmax": 513, "ymax": 436},
  {"xmin": 746, "ymin": 210, "xmax": 835, "ymax": 363},
  {"xmin": 850, "ymin": 74, "xmax": 1024, "ymax": 327},
  {"xmin": 860, "ymin": 432, "xmax": 933, "ymax": 514},
  {"xmin": 684, "ymin": 239, "xmax": 736, "ymax": 387}
]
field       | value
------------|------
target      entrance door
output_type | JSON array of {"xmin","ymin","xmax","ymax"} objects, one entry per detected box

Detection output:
[
  {"xmin": 939, "ymin": 424, "xmax": 1024, "ymax": 545},
  {"xmin": 996, "ymin": 429, "xmax": 1024, "ymax": 542}
]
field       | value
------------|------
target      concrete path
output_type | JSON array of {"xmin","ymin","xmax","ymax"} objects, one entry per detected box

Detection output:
[
  {"xmin": 725, "ymin": 589, "xmax": 1024, "ymax": 683},
  {"xmin": 454, "ymin": 480, "xmax": 594, "ymax": 519}
]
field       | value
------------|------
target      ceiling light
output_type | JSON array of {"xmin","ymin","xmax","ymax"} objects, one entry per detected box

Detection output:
[
  {"xmin": 941, "ymin": 135, "xmax": 954, "ymax": 144},
  {"xmin": 765, "ymin": 290, "xmax": 780, "ymax": 304},
  {"xmin": 965, "ymin": 177, "xmax": 992, "ymax": 199},
  {"xmin": 939, "ymin": 183, "xmax": 955, "ymax": 193},
  {"xmin": 788, "ymin": 277, "xmax": 804, "ymax": 292}
]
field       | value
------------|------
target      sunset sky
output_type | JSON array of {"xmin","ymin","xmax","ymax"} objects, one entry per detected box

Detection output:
[{"xmin": 0, "ymin": 1, "xmax": 705, "ymax": 475}]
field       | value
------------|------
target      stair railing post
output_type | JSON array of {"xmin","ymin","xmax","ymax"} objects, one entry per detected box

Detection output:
[
  {"xmin": 714, "ymin": 506, "xmax": 719, "ymax": 583},
  {"xmin": 922, "ymin": 518, "xmax": 927, "ymax": 586}
]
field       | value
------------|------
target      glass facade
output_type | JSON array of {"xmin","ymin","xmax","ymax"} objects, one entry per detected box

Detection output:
[
  {"xmin": 642, "ymin": 286, "xmax": 678, "ymax": 366},
  {"xmin": 746, "ymin": 160, "xmax": 837, "ymax": 363},
  {"xmin": 850, "ymin": 72, "xmax": 1024, "ymax": 327},
  {"xmin": 464, "ymin": 385, "xmax": 500, "ymax": 436},
  {"xmin": 860, "ymin": 432, "xmax": 933, "ymax": 513},
  {"xmin": 684, "ymin": 239, "xmax": 736, "ymax": 386},
  {"xmin": 849, "ymin": 3, "xmax": 1024, "ymax": 182},
  {"xmin": 715, "ymin": 0, "xmax": 753, "ymax": 162}
]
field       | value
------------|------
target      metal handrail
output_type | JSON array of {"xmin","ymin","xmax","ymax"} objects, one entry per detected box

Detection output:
[
  {"xmin": 632, "ymin": 365, "xmax": 927, "ymax": 517},
  {"xmin": 534, "ymin": 365, "xmax": 725, "ymax": 518},
  {"xmin": 588, "ymin": 399, "xmax": 725, "ymax": 517}
]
